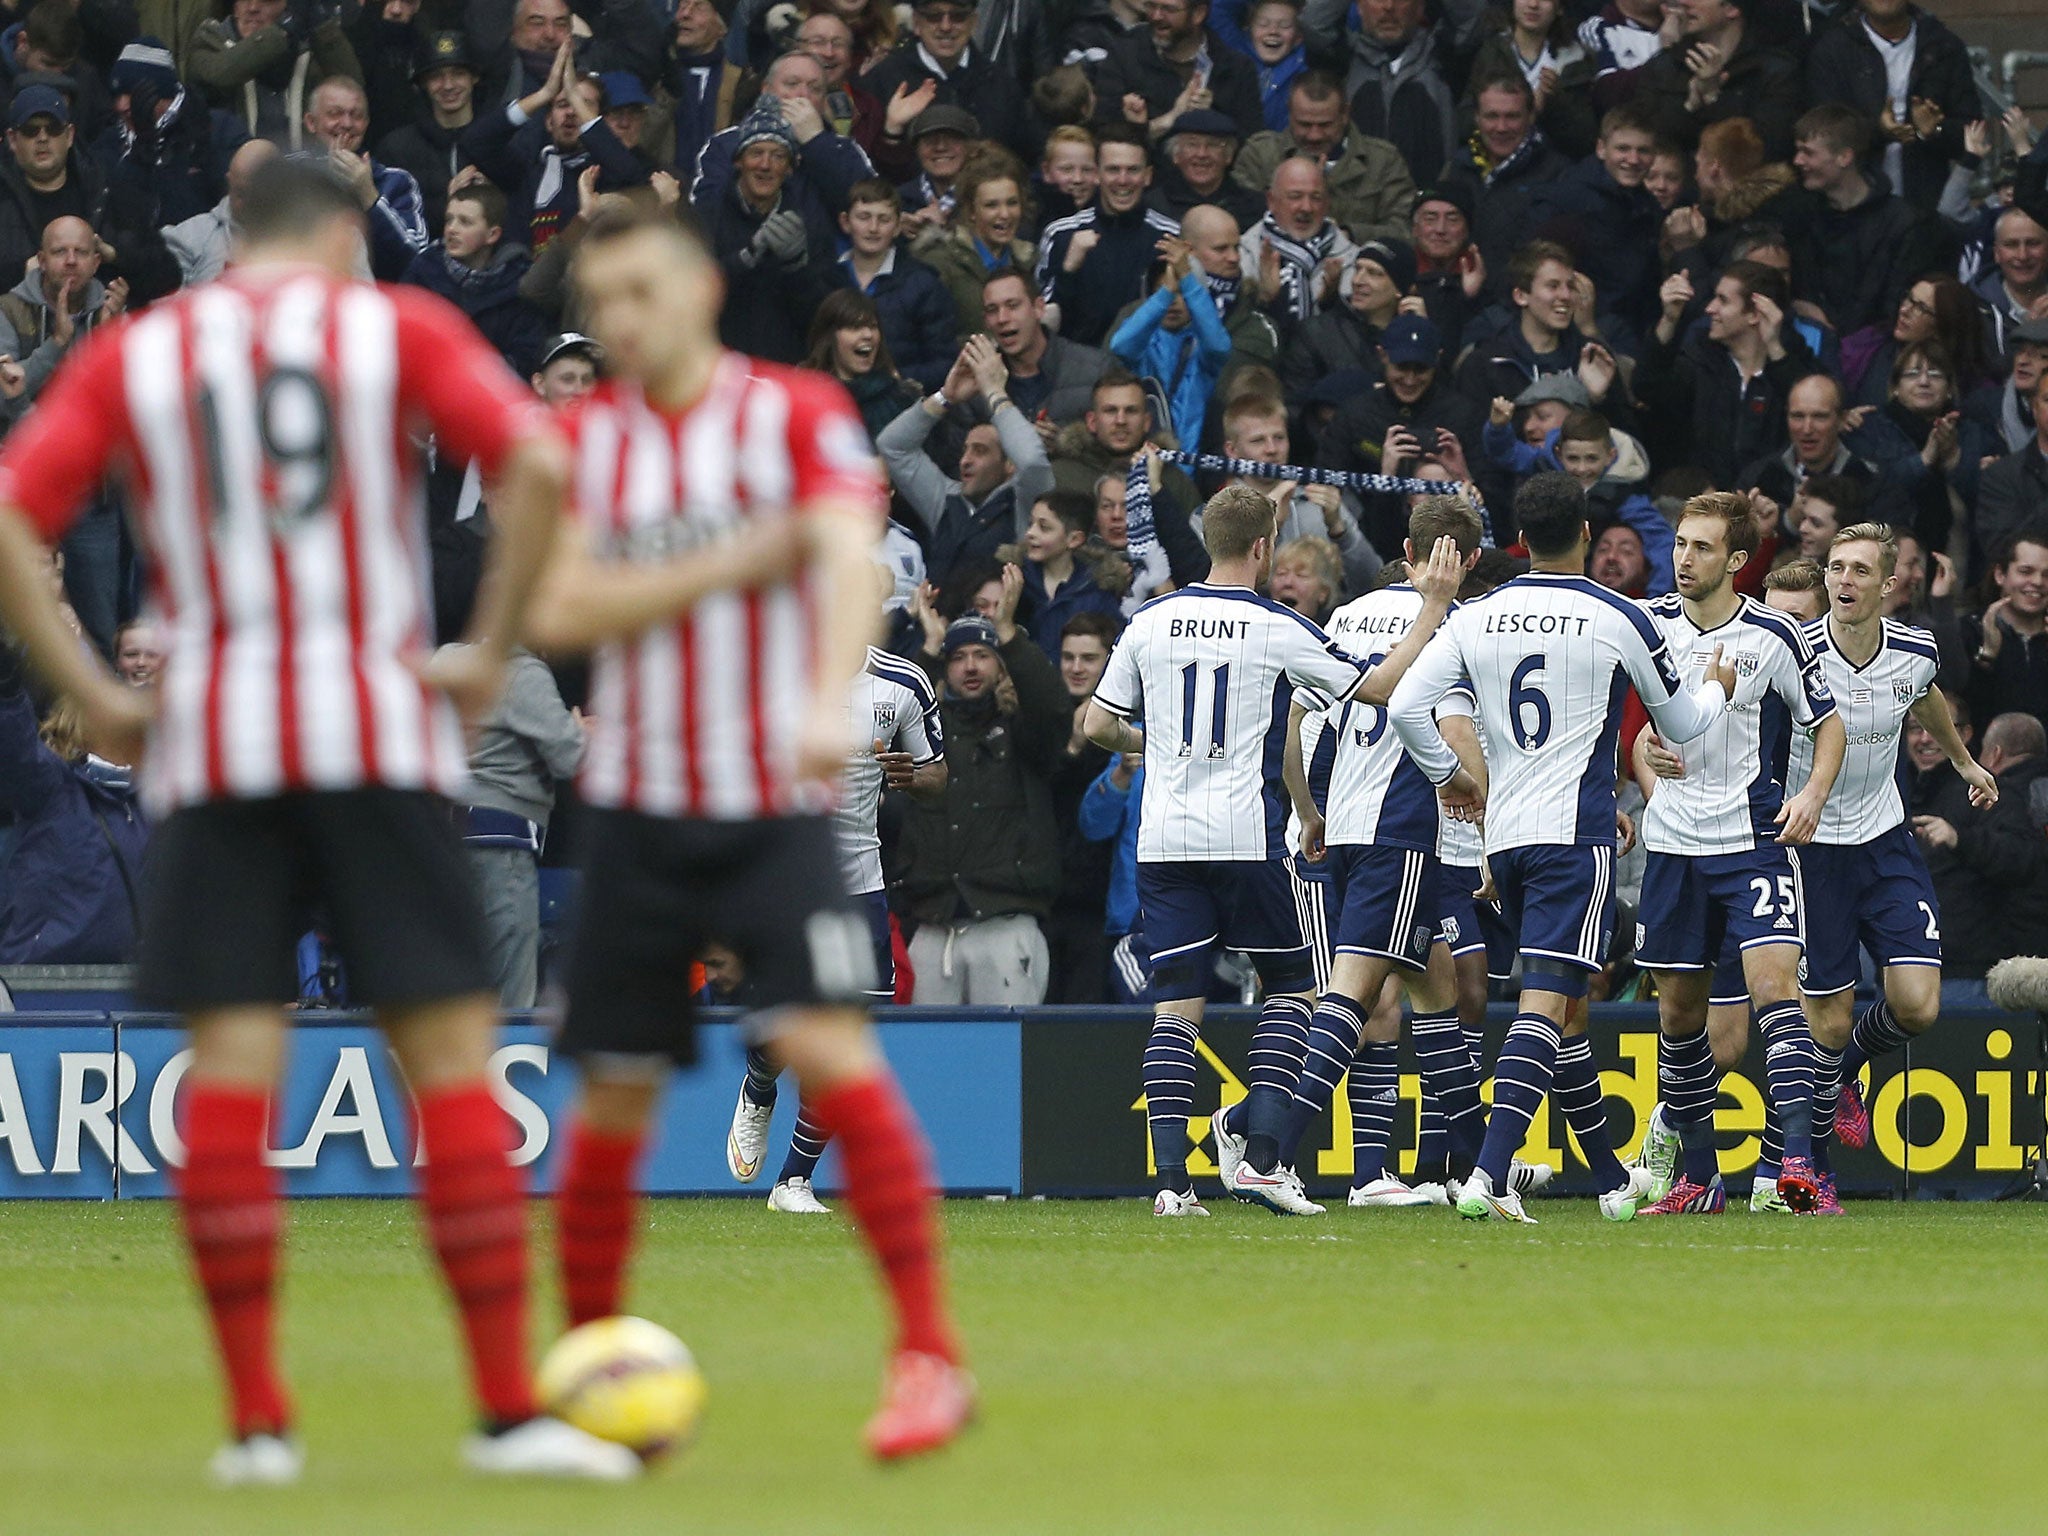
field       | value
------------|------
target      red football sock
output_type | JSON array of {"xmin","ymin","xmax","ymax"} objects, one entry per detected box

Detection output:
[
  {"xmin": 176, "ymin": 1084, "xmax": 291, "ymax": 1439},
  {"xmin": 415, "ymin": 1082, "xmax": 536, "ymax": 1426},
  {"xmin": 555, "ymin": 1119, "xmax": 645, "ymax": 1327},
  {"xmin": 809, "ymin": 1071, "xmax": 957, "ymax": 1363}
]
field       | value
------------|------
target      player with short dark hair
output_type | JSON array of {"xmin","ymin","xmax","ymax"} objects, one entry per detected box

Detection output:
[
  {"xmin": 1388, "ymin": 474, "xmax": 1738, "ymax": 1223},
  {"xmin": 0, "ymin": 154, "xmax": 631, "ymax": 1482},
  {"xmin": 526, "ymin": 201, "xmax": 971, "ymax": 1461}
]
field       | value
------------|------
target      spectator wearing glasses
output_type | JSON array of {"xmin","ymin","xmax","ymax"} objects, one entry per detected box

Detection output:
[
  {"xmin": 1850, "ymin": 273, "xmax": 1995, "ymax": 409},
  {"xmin": 1094, "ymin": 0, "xmax": 1264, "ymax": 143},
  {"xmin": 866, "ymin": 0, "xmax": 1032, "ymax": 163}
]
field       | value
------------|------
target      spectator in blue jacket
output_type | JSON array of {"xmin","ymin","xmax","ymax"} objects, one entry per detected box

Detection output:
[
  {"xmin": 0, "ymin": 644, "xmax": 148, "ymax": 965},
  {"xmin": 301, "ymin": 74, "xmax": 428, "ymax": 280},
  {"xmin": 1209, "ymin": 0, "xmax": 1306, "ymax": 133},
  {"xmin": 1078, "ymin": 749, "xmax": 1144, "ymax": 1000},
  {"xmin": 1107, "ymin": 234, "xmax": 1233, "ymax": 450},
  {"xmin": 401, "ymin": 180, "xmax": 547, "ymax": 377},
  {"xmin": 829, "ymin": 176, "xmax": 959, "ymax": 391},
  {"xmin": 1009, "ymin": 490, "xmax": 1127, "ymax": 661},
  {"xmin": 1483, "ymin": 399, "xmax": 1675, "ymax": 593}
]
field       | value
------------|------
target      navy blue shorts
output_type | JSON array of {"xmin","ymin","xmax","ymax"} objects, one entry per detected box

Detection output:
[
  {"xmin": 1490, "ymin": 843, "xmax": 1616, "ymax": 998},
  {"xmin": 861, "ymin": 889, "xmax": 894, "ymax": 1002},
  {"xmin": 1796, "ymin": 827, "xmax": 1942, "ymax": 995},
  {"xmin": 1137, "ymin": 859, "xmax": 1312, "ymax": 1000},
  {"xmin": 1440, "ymin": 861, "xmax": 1514, "ymax": 981},
  {"xmin": 1326, "ymin": 843, "xmax": 1440, "ymax": 972},
  {"xmin": 1635, "ymin": 846, "xmax": 1804, "ymax": 972},
  {"xmin": 1287, "ymin": 852, "xmax": 1339, "ymax": 993}
]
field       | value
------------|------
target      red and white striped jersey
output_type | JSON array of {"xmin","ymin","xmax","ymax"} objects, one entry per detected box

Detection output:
[
  {"xmin": 0, "ymin": 265, "xmax": 546, "ymax": 815},
  {"xmin": 567, "ymin": 354, "xmax": 885, "ymax": 821}
]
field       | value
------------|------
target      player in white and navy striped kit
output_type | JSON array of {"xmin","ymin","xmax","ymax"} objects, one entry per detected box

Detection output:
[
  {"xmin": 1083, "ymin": 485, "xmax": 1468, "ymax": 1216},
  {"xmin": 1628, "ymin": 494, "xmax": 1846, "ymax": 1217},
  {"xmin": 727, "ymin": 639, "xmax": 947, "ymax": 1213},
  {"xmin": 1778, "ymin": 524, "xmax": 1997, "ymax": 1201},
  {"xmin": 1218, "ymin": 497, "xmax": 1491, "ymax": 1211},
  {"xmin": 1388, "ymin": 474, "xmax": 1736, "ymax": 1223}
]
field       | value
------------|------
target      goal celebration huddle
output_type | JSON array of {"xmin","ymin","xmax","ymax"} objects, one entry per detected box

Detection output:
[{"xmin": 0, "ymin": 148, "xmax": 2006, "ymax": 1494}]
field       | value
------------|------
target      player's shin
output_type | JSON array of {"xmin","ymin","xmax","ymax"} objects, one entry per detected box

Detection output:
[
  {"xmin": 1474, "ymin": 1011, "xmax": 1565, "ymax": 1188},
  {"xmin": 1241, "ymin": 993, "xmax": 1315, "ymax": 1171},
  {"xmin": 1659, "ymin": 1026, "xmax": 1723, "ymax": 1186},
  {"xmin": 1756, "ymin": 1000, "xmax": 1818, "ymax": 1158},
  {"xmin": 1144, "ymin": 1010, "xmax": 1203, "ymax": 1193},
  {"xmin": 1338, "ymin": 1039, "xmax": 1400, "ymax": 1183},
  {"xmin": 177, "ymin": 1082, "xmax": 292, "ymax": 1439},
  {"xmin": 1412, "ymin": 1007, "xmax": 1483, "ymax": 1176},
  {"xmin": 558, "ymin": 1096, "xmax": 652, "ymax": 1327},
  {"xmin": 1553, "ymin": 1035, "xmax": 1630, "ymax": 1191}
]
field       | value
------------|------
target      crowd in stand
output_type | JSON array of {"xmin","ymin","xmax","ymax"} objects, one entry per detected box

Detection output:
[{"xmin": 0, "ymin": 0, "xmax": 2046, "ymax": 1003}]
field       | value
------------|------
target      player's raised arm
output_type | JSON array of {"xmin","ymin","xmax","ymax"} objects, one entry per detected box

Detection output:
[
  {"xmin": 1911, "ymin": 688, "xmax": 1999, "ymax": 807},
  {"xmin": 1387, "ymin": 626, "xmax": 1482, "ymax": 814},
  {"xmin": 1350, "ymin": 534, "xmax": 1468, "ymax": 707}
]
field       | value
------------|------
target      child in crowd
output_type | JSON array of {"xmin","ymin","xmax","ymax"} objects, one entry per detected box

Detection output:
[{"xmin": 1486, "ymin": 400, "xmax": 1675, "ymax": 593}]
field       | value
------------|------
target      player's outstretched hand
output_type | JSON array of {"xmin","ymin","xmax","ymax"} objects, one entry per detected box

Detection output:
[
  {"xmin": 1473, "ymin": 858, "xmax": 1497, "ymax": 904},
  {"xmin": 1644, "ymin": 731, "xmax": 1685, "ymax": 779},
  {"xmin": 1438, "ymin": 765, "xmax": 1484, "ymax": 823},
  {"xmin": 1774, "ymin": 788, "xmax": 1824, "ymax": 846},
  {"xmin": 1703, "ymin": 643, "xmax": 1738, "ymax": 698},
  {"xmin": 415, "ymin": 642, "xmax": 507, "ymax": 735},
  {"xmin": 1960, "ymin": 758, "xmax": 1999, "ymax": 808},
  {"xmin": 78, "ymin": 672, "xmax": 155, "ymax": 764},
  {"xmin": 1616, "ymin": 809, "xmax": 1636, "ymax": 856},
  {"xmin": 1411, "ymin": 534, "xmax": 1464, "ymax": 606}
]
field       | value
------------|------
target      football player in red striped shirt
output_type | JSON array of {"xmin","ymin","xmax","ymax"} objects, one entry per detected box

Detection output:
[
  {"xmin": 527, "ymin": 202, "xmax": 971, "ymax": 1461},
  {"xmin": 0, "ymin": 158, "xmax": 637, "ymax": 1483}
]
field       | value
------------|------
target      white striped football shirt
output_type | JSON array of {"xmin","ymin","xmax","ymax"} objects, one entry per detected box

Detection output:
[
  {"xmin": 1639, "ymin": 595, "xmax": 1835, "ymax": 856},
  {"xmin": 0, "ymin": 267, "xmax": 546, "ymax": 815},
  {"xmin": 1787, "ymin": 616, "xmax": 1939, "ymax": 845},
  {"xmin": 837, "ymin": 646, "xmax": 942, "ymax": 893},
  {"xmin": 571, "ymin": 355, "xmax": 886, "ymax": 821},
  {"xmin": 1094, "ymin": 582, "xmax": 1367, "ymax": 861},
  {"xmin": 1389, "ymin": 572, "xmax": 1728, "ymax": 852},
  {"xmin": 1300, "ymin": 584, "xmax": 1472, "ymax": 851}
]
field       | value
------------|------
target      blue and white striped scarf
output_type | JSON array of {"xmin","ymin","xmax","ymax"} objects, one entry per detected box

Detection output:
[{"xmin": 1122, "ymin": 450, "xmax": 1456, "ymax": 562}]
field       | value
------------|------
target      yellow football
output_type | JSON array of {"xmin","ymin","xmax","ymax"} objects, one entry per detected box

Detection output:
[{"xmin": 536, "ymin": 1315, "xmax": 707, "ymax": 1464}]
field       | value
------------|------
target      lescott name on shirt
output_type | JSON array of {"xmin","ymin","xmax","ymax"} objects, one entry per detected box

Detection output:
[{"xmin": 1482, "ymin": 612, "xmax": 1593, "ymax": 636}]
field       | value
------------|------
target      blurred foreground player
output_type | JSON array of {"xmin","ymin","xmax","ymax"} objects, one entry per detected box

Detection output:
[
  {"xmin": 0, "ymin": 159, "xmax": 638, "ymax": 1482},
  {"xmin": 528, "ymin": 203, "xmax": 970, "ymax": 1461}
]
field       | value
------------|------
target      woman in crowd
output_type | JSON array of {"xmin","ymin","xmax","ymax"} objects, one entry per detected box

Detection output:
[
  {"xmin": 804, "ymin": 289, "xmax": 923, "ymax": 442},
  {"xmin": 914, "ymin": 150, "xmax": 1037, "ymax": 337},
  {"xmin": 1850, "ymin": 273, "xmax": 1997, "ymax": 407}
]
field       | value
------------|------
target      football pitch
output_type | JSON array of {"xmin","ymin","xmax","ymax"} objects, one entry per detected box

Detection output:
[{"xmin": 3, "ymin": 1197, "xmax": 2042, "ymax": 1535}]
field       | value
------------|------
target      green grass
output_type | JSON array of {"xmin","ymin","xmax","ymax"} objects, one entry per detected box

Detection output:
[{"xmin": 2, "ymin": 1198, "xmax": 2043, "ymax": 1534}]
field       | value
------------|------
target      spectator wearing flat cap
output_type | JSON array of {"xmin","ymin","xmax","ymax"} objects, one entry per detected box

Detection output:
[
  {"xmin": 92, "ymin": 36, "xmax": 248, "ymax": 230},
  {"xmin": 596, "ymin": 69, "xmax": 658, "ymax": 174},
  {"xmin": 1092, "ymin": 0, "xmax": 1264, "ymax": 143},
  {"xmin": 376, "ymin": 31, "xmax": 479, "ymax": 233},
  {"xmin": 186, "ymin": 0, "xmax": 365, "ymax": 150},
  {"xmin": 705, "ymin": 98, "xmax": 836, "ymax": 363},
  {"xmin": 1232, "ymin": 70, "xmax": 1414, "ymax": 246},
  {"xmin": 896, "ymin": 102, "xmax": 973, "ymax": 233},
  {"xmin": 1408, "ymin": 181, "xmax": 1480, "ymax": 360},
  {"xmin": 1146, "ymin": 107, "xmax": 1262, "ymax": 227},
  {"xmin": 866, "ymin": 0, "xmax": 1033, "ymax": 165}
]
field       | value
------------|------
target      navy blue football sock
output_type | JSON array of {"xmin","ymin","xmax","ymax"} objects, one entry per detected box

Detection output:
[
  {"xmin": 776, "ymin": 1104, "xmax": 829, "ymax": 1184},
  {"xmin": 1269, "ymin": 992, "xmax": 1363, "ymax": 1169},
  {"xmin": 1342, "ymin": 1040, "xmax": 1399, "ymax": 1185},
  {"xmin": 1757, "ymin": 1097, "xmax": 1783, "ymax": 1183},
  {"xmin": 1659, "ymin": 1026, "xmax": 1721, "ymax": 1185},
  {"xmin": 1475, "ymin": 1013, "xmax": 1561, "ymax": 1188},
  {"xmin": 1412, "ymin": 1008, "xmax": 1483, "ymax": 1162},
  {"xmin": 1809, "ymin": 1040, "xmax": 1842, "ymax": 1175},
  {"xmin": 1844, "ymin": 998, "xmax": 1912, "ymax": 1079},
  {"xmin": 1243, "ymin": 994, "xmax": 1315, "ymax": 1170},
  {"xmin": 742, "ymin": 1045, "xmax": 779, "ymax": 1108},
  {"xmin": 1757, "ymin": 1001, "xmax": 1816, "ymax": 1160},
  {"xmin": 1553, "ymin": 1035, "xmax": 1628, "ymax": 1192},
  {"xmin": 1144, "ymin": 1013, "xmax": 1201, "ymax": 1183}
]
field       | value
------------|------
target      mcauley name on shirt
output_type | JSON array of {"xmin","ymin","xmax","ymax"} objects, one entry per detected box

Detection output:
[{"xmin": 1480, "ymin": 612, "xmax": 1593, "ymax": 636}]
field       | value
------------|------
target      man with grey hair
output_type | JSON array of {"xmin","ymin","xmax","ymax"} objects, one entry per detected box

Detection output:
[
  {"xmin": 1240, "ymin": 153, "xmax": 1357, "ymax": 330},
  {"xmin": 688, "ymin": 47, "xmax": 872, "ymax": 227}
]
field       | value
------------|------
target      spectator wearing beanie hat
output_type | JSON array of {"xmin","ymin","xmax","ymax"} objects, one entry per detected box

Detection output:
[
  {"xmin": 703, "ymin": 96, "xmax": 834, "ymax": 362},
  {"xmin": 688, "ymin": 48, "xmax": 873, "ymax": 231},
  {"xmin": 1279, "ymin": 235, "xmax": 1415, "ymax": 401},
  {"xmin": 92, "ymin": 37, "xmax": 247, "ymax": 228}
]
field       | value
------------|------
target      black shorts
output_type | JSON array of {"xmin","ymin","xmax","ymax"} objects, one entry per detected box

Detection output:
[
  {"xmin": 135, "ymin": 789, "xmax": 491, "ymax": 1011},
  {"xmin": 559, "ymin": 810, "xmax": 875, "ymax": 1066}
]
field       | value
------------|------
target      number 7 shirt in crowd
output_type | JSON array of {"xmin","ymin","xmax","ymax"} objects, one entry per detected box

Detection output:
[
  {"xmin": 563, "ymin": 354, "xmax": 886, "ymax": 822},
  {"xmin": 1389, "ymin": 571, "xmax": 1729, "ymax": 852},
  {"xmin": 0, "ymin": 267, "xmax": 548, "ymax": 815},
  {"xmin": 1091, "ymin": 581, "xmax": 1368, "ymax": 862}
]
